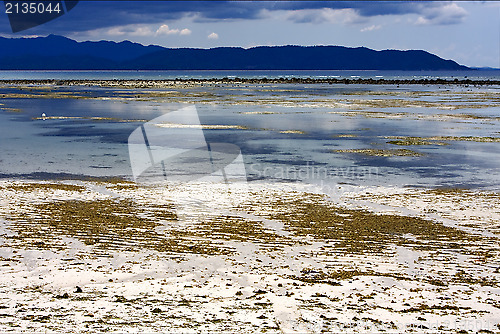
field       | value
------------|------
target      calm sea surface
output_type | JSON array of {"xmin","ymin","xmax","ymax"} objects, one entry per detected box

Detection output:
[{"xmin": 0, "ymin": 70, "xmax": 499, "ymax": 190}]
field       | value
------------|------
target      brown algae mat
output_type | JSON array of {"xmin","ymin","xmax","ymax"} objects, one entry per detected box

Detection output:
[
  {"xmin": 386, "ymin": 135, "xmax": 500, "ymax": 145},
  {"xmin": 2, "ymin": 182, "xmax": 293, "ymax": 255},
  {"xmin": 1, "ymin": 181, "xmax": 492, "ymax": 258},
  {"xmin": 333, "ymin": 148, "xmax": 425, "ymax": 157},
  {"xmin": 238, "ymin": 192, "xmax": 482, "ymax": 254},
  {"xmin": 3, "ymin": 182, "xmax": 228, "ymax": 255}
]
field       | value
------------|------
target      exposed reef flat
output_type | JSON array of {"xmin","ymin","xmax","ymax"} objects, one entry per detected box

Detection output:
[
  {"xmin": 1, "ymin": 77, "xmax": 500, "ymax": 88},
  {"xmin": 0, "ymin": 180, "xmax": 498, "ymax": 333},
  {"xmin": 1, "ymin": 80, "xmax": 499, "ymax": 116}
]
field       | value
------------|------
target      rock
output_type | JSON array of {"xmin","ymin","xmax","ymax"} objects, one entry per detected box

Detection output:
[
  {"xmin": 253, "ymin": 289, "xmax": 267, "ymax": 295},
  {"xmin": 56, "ymin": 292, "xmax": 69, "ymax": 299}
]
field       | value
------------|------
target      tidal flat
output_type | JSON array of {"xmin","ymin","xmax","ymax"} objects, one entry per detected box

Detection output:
[
  {"xmin": 0, "ymin": 80, "xmax": 498, "ymax": 332},
  {"xmin": 0, "ymin": 180, "xmax": 498, "ymax": 333}
]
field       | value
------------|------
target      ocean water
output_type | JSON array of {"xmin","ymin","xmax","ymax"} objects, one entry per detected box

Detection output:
[{"xmin": 0, "ymin": 71, "xmax": 499, "ymax": 190}]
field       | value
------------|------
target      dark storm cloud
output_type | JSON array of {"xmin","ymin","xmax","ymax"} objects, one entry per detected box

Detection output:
[
  {"xmin": 0, "ymin": 1, "xmax": 266, "ymax": 34},
  {"xmin": 268, "ymin": 1, "xmax": 415, "ymax": 15},
  {"xmin": 274, "ymin": 1, "xmax": 466, "ymax": 24},
  {"xmin": 0, "ymin": 1, "xmax": 466, "ymax": 35}
]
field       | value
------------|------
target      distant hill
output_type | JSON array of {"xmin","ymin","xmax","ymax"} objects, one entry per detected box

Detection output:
[{"xmin": 0, "ymin": 35, "xmax": 469, "ymax": 70}]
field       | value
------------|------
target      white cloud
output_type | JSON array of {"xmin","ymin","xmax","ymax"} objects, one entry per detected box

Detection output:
[
  {"xmin": 106, "ymin": 25, "xmax": 153, "ymax": 37},
  {"xmin": 1, "ymin": 34, "xmax": 39, "ymax": 38},
  {"xmin": 360, "ymin": 24, "xmax": 381, "ymax": 32},
  {"xmin": 107, "ymin": 27, "xmax": 126, "ymax": 36},
  {"xmin": 285, "ymin": 8, "xmax": 368, "ymax": 25},
  {"xmin": 208, "ymin": 32, "xmax": 219, "ymax": 40},
  {"xmin": 156, "ymin": 24, "xmax": 179, "ymax": 35},
  {"xmin": 130, "ymin": 26, "xmax": 154, "ymax": 37},
  {"xmin": 415, "ymin": 3, "xmax": 467, "ymax": 25},
  {"xmin": 156, "ymin": 24, "xmax": 192, "ymax": 36},
  {"xmin": 415, "ymin": 16, "xmax": 430, "ymax": 25}
]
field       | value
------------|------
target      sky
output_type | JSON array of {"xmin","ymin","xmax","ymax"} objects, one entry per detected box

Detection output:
[{"xmin": 1, "ymin": 1, "xmax": 499, "ymax": 68}]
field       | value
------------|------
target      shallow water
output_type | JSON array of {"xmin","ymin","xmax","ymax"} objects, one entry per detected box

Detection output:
[{"xmin": 0, "ymin": 82, "xmax": 499, "ymax": 190}]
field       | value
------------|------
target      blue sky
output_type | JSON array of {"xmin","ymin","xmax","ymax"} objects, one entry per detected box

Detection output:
[{"xmin": 1, "ymin": 1, "xmax": 499, "ymax": 67}]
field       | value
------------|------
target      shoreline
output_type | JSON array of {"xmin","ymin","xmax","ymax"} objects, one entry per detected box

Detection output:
[{"xmin": 1, "ymin": 77, "xmax": 500, "ymax": 87}]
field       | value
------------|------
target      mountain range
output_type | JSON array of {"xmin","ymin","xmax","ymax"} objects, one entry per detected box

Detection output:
[{"xmin": 0, "ymin": 34, "xmax": 469, "ymax": 71}]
